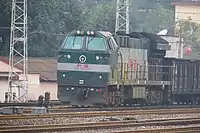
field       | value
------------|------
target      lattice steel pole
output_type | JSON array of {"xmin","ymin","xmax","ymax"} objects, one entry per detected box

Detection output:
[
  {"xmin": 8, "ymin": 0, "xmax": 28, "ymax": 103},
  {"xmin": 115, "ymin": 0, "xmax": 130, "ymax": 34}
]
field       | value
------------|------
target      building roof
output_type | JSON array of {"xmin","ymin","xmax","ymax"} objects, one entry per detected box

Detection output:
[
  {"xmin": 0, "ymin": 57, "xmax": 57, "ymax": 82},
  {"xmin": 171, "ymin": 0, "xmax": 200, "ymax": 5}
]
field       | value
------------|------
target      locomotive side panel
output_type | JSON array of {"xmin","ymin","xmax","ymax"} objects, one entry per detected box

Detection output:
[{"xmin": 119, "ymin": 48, "xmax": 148, "ymax": 82}]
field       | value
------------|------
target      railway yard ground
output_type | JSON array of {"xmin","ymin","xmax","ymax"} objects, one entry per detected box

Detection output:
[{"xmin": 1, "ymin": 106, "xmax": 200, "ymax": 132}]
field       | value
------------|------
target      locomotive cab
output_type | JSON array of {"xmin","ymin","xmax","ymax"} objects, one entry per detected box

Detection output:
[{"xmin": 57, "ymin": 30, "xmax": 118, "ymax": 106}]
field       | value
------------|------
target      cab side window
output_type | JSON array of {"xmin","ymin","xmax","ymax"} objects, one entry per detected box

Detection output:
[{"xmin": 107, "ymin": 38, "xmax": 115, "ymax": 51}]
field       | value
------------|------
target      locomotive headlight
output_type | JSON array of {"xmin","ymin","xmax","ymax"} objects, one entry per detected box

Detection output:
[
  {"xmin": 90, "ymin": 31, "xmax": 95, "ymax": 35},
  {"xmin": 67, "ymin": 54, "xmax": 71, "ymax": 59},
  {"xmin": 76, "ymin": 30, "xmax": 81, "ymax": 34},
  {"xmin": 62, "ymin": 74, "xmax": 66, "ymax": 77},
  {"xmin": 87, "ymin": 31, "xmax": 90, "ymax": 35},
  {"xmin": 104, "ymin": 56, "xmax": 108, "ymax": 60},
  {"xmin": 96, "ymin": 56, "xmax": 100, "ymax": 60},
  {"xmin": 80, "ymin": 31, "xmax": 84, "ymax": 35}
]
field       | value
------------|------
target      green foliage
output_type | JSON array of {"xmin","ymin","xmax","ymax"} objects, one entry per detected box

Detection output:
[
  {"xmin": 28, "ymin": 0, "xmax": 86, "ymax": 57},
  {"xmin": 176, "ymin": 19, "xmax": 200, "ymax": 52},
  {"xmin": 0, "ymin": 0, "xmax": 186, "ymax": 57},
  {"xmin": 132, "ymin": 3, "xmax": 174, "ymax": 33},
  {"xmin": 83, "ymin": 0, "xmax": 116, "ymax": 32},
  {"xmin": 0, "ymin": 0, "xmax": 11, "ymax": 56}
]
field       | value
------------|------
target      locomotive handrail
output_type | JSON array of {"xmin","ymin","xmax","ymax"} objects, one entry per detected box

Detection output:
[{"xmin": 110, "ymin": 61, "xmax": 173, "ymax": 85}]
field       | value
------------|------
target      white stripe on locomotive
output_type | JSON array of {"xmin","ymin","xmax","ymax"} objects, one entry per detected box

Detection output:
[{"xmin": 57, "ymin": 63, "xmax": 111, "ymax": 73}]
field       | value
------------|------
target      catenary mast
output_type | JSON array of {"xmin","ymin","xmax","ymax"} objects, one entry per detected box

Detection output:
[
  {"xmin": 8, "ymin": 0, "xmax": 28, "ymax": 102},
  {"xmin": 115, "ymin": 0, "xmax": 130, "ymax": 34}
]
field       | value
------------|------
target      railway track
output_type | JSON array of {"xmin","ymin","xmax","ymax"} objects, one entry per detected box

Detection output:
[
  {"xmin": 112, "ymin": 126, "xmax": 200, "ymax": 133},
  {"xmin": 48, "ymin": 105, "xmax": 200, "ymax": 113},
  {"xmin": 0, "ymin": 117, "xmax": 200, "ymax": 132},
  {"xmin": 3, "ymin": 104, "xmax": 200, "ymax": 114},
  {"xmin": 1, "ymin": 107, "xmax": 200, "ymax": 120}
]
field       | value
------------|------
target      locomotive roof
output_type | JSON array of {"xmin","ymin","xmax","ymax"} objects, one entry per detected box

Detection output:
[
  {"xmin": 140, "ymin": 32, "xmax": 169, "ymax": 44},
  {"xmin": 98, "ymin": 31, "xmax": 112, "ymax": 37},
  {"xmin": 116, "ymin": 31, "xmax": 169, "ymax": 44}
]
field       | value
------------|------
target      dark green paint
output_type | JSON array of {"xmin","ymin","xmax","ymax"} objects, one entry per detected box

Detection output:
[
  {"xmin": 58, "ymin": 50, "xmax": 110, "ymax": 65},
  {"xmin": 57, "ymin": 70, "xmax": 109, "ymax": 85}
]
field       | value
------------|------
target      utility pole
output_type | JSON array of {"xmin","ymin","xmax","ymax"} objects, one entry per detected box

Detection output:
[
  {"xmin": 178, "ymin": 21, "xmax": 184, "ymax": 58},
  {"xmin": 8, "ymin": 0, "xmax": 28, "ymax": 102},
  {"xmin": 115, "ymin": 0, "xmax": 130, "ymax": 34}
]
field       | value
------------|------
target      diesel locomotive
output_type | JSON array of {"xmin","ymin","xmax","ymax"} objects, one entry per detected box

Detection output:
[
  {"xmin": 57, "ymin": 30, "xmax": 176, "ymax": 106},
  {"xmin": 57, "ymin": 30, "xmax": 117, "ymax": 105}
]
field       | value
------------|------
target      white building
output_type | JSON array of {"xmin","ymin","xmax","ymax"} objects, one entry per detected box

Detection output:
[{"xmin": 0, "ymin": 57, "xmax": 57, "ymax": 102}]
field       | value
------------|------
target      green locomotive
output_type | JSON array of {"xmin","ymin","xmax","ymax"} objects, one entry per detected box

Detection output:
[
  {"xmin": 57, "ymin": 30, "xmax": 172, "ymax": 106},
  {"xmin": 57, "ymin": 30, "xmax": 119, "ymax": 105}
]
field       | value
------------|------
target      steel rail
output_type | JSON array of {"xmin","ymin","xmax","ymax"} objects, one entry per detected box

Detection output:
[
  {"xmin": 1, "ymin": 108, "xmax": 200, "ymax": 120},
  {"xmin": 111, "ymin": 126, "xmax": 200, "ymax": 133},
  {"xmin": 4, "ymin": 105, "xmax": 200, "ymax": 114},
  {"xmin": 48, "ymin": 107, "xmax": 200, "ymax": 113},
  {"xmin": 0, "ymin": 117, "xmax": 200, "ymax": 132},
  {"xmin": 0, "ymin": 109, "xmax": 200, "ymax": 120}
]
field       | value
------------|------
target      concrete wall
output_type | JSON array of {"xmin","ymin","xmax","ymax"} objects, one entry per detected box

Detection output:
[
  {"xmin": 175, "ymin": 5, "xmax": 200, "ymax": 23},
  {"xmin": 19, "ymin": 74, "xmax": 40, "ymax": 85}
]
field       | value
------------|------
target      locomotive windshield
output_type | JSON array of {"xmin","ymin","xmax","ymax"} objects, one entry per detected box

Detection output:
[
  {"xmin": 62, "ymin": 31, "xmax": 107, "ymax": 51},
  {"xmin": 87, "ymin": 37, "xmax": 106, "ymax": 51},
  {"xmin": 63, "ymin": 36, "xmax": 84, "ymax": 49}
]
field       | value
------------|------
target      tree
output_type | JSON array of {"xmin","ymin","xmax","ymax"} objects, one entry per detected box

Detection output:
[
  {"xmin": 83, "ymin": 0, "xmax": 116, "ymax": 32},
  {"xmin": 0, "ymin": 0, "xmax": 178, "ymax": 57},
  {"xmin": 176, "ymin": 19, "xmax": 200, "ymax": 52},
  {"xmin": 27, "ymin": 0, "xmax": 86, "ymax": 57},
  {"xmin": 0, "ymin": 0, "xmax": 11, "ymax": 56},
  {"xmin": 130, "ymin": 3, "xmax": 174, "ymax": 33}
]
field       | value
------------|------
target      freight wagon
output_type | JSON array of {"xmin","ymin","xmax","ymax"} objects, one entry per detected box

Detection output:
[{"xmin": 164, "ymin": 58, "xmax": 200, "ymax": 105}]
